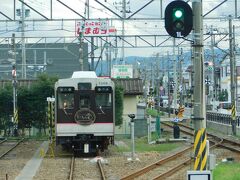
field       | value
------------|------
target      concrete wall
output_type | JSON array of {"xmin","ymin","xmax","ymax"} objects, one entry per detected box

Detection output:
[
  {"xmin": 207, "ymin": 121, "xmax": 240, "ymax": 136},
  {"xmin": 115, "ymin": 96, "xmax": 144, "ymax": 136}
]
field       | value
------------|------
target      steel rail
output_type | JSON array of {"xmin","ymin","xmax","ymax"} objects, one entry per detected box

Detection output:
[
  {"xmin": 167, "ymin": 122, "xmax": 240, "ymax": 153},
  {"xmin": 120, "ymin": 146, "xmax": 192, "ymax": 180},
  {"xmin": 0, "ymin": 138, "xmax": 24, "ymax": 159},
  {"xmin": 0, "ymin": 138, "xmax": 7, "ymax": 145},
  {"xmin": 152, "ymin": 158, "xmax": 191, "ymax": 180},
  {"xmin": 69, "ymin": 156, "xmax": 75, "ymax": 180},
  {"xmin": 97, "ymin": 159, "xmax": 106, "ymax": 180},
  {"xmin": 176, "ymin": 123, "xmax": 240, "ymax": 145},
  {"xmin": 152, "ymin": 132, "xmax": 222, "ymax": 179},
  {"xmin": 121, "ymin": 122, "xmax": 238, "ymax": 180},
  {"xmin": 121, "ymin": 121, "xmax": 230, "ymax": 180},
  {"xmin": 152, "ymin": 137, "xmax": 223, "ymax": 180}
]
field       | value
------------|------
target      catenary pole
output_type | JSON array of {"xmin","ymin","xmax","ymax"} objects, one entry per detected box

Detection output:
[
  {"xmin": 229, "ymin": 15, "xmax": 237, "ymax": 135},
  {"xmin": 192, "ymin": 0, "xmax": 206, "ymax": 133},
  {"xmin": 21, "ymin": 0, "xmax": 26, "ymax": 79},
  {"xmin": 192, "ymin": 0, "xmax": 207, "ymax": 170},
  {"xmin": 167, "ymin": 52, "xmax": 171, "ymax": 118},
  {"xmin": 173, "ymin": 38, "xmax": 178, "ymax": 111}
]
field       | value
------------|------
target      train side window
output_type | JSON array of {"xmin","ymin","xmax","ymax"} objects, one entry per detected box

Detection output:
[
  {"xmin": 58, "ymin": 93, "xmax": 74, "ymax": 109},
  {"xmin": 79, "ymin": 96, "xmax": 90, "ymax": 108}
]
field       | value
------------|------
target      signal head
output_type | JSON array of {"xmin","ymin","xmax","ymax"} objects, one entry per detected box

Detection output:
[{"xmin": 164, "ymin": 0, "xmax": 193, "ymax": 38}]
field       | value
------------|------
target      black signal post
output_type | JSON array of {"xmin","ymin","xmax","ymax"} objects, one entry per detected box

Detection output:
[{"xmin": 165, "ymin": 0, "xmax": 193, "ymax": 38}]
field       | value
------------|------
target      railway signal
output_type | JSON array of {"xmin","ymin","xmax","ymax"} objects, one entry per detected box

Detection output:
[{"xmin": 164, "ymin": 0, "xmax": 193, "ymax": 38}]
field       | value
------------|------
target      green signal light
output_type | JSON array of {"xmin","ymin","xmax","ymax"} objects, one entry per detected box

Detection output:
[{"xmin": 174, "ymin": 10, "xmax": 183, "ymax": 18}]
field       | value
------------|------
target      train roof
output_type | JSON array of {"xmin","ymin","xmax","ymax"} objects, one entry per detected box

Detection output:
[{"xmin": 71, "ymin": 71, "xmax": 97, "ymax": 78}]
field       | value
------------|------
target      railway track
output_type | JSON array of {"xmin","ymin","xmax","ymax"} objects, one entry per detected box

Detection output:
[
  {"xmin": 121, "ymin": 146, "xmax": 192, "ymax": 180},
  {"xmin": 69, "ymin": 156, "xmax": 75, "ymax": 180},
  {"xmin": 97, "ymin": 159, "xmax": 107, "ymax": 180},
  {"xmin": 0, "ymin": 138, "xmax": 24, "ymax": 159},
  {"xmin": 0, "ymin": 138, "xmax": 7, "ymax": 145},
  {"xmin": 122, "ymin": 122, "xmax": 240, "ymax": 179},
  {"xmin": 173, "ymin": 122, "xmax": 240, "ymax": 153},
  {"xmin": 68, "ymin": 156, "xmax": 106, "ymax": 180}
]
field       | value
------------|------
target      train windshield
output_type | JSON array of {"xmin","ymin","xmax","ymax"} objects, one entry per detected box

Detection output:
[
  {"xmin": 57, "ymin": 87, "xmax": 74, "ymax": 109},
  {"xmin": 96, "ymin": 93, "xmax": 112, "ymax": 107},
  {"xmin": 79, "ymin": 95, "xmax": 91, "ymax": 108}
]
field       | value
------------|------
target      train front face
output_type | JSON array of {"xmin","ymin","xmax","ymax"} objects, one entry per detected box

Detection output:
[{"xmin": 55, "ymin": 78, "xmax": 115, "ymax": 154}]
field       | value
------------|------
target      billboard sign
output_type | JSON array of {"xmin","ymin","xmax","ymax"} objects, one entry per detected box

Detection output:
[
  {"xmin": 111, "ymin": 65, "xmax": 133, "ymax": 78},
  {"xmin": 75, "ymin": 20, "xmax": 116, "ymax": 36}
]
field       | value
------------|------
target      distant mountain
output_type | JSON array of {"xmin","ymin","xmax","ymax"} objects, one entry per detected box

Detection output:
[{"xmin": 95, "ymin": 48, "xmax": 228, "ymax": 76}]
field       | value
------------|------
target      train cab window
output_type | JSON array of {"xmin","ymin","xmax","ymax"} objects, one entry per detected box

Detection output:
[
  {"xmin": 57, "ymin": 87, "xmax": 74, "ymax": 109},
  {"xmin": 79, "ymin": 95, "xmax": 91, "ymax": 108},
  {"xmin": 96, "ymin": 93, "xmax": 112, "ymax": 107},
  {"xmin": 58, "ymin": 93, "xmax": 74, "ymax": 109},
  {"xmin": 78, "ymin": 83, "xmax": 91, "ymax": 90}
]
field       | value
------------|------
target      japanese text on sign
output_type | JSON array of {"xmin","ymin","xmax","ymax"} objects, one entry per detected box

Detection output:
[
  {"xmin": 111, "ymin": 65, "xmax": 133, "ymax": 78},
  {"xmin": 75, "ymin": 20, "xmax": 116, "ymax": 36}
]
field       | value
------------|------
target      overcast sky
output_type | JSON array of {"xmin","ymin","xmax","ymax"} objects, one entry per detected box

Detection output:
[{"xmin": 0, "ymin": 0, "xmax": 239, "ymax": 57}]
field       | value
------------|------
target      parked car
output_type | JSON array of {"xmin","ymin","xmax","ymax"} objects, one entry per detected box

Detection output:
[{"xmin": 218, "ymin": 102, "xmax": 231, "ymax": 110}]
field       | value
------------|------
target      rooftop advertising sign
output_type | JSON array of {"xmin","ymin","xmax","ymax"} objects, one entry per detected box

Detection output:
[
  {"xmin": 75, "ymin": 20, "xmax": 116, "ymax": 36},
  {"xmin": 111, "ymin": 65, "xmax": 133, "ymax": 78}
]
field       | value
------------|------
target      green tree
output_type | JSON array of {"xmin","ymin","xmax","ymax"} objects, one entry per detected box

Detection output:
[
  {"xmin": 0, "ymin": 83, "xmax": 13, "ymax": 135},
  {"xmin": 29, "ymin": 74, "xmax": 57, "ymax": 134},
  {"xmin": 18, "ymin": 86, "xmax": 35, "ymax": 135},
  {"xmin": 224, "ymin": 89, "xmax": 228, "ymax": 101},
  {"xmin": 115, "ymin": 85, "xmax": 124, "ymax": 126},
  {"xmin": 16, "ymin": 74, "xmax": 57, "ymax": 136},
  {"xmin": 218, "ymin": 89, "xmax": 228, "ymax": 101}
]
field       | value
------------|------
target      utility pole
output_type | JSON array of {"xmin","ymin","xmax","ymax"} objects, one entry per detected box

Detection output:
[
  {"xmin": 11, "ymin": 34, "xmax": 18, "ymax": 136},
  {"xmin": 173, "ymin": 38, "xmax": 178, "ymax": 110},
  {"xmin": 79, "ymin": 0, "xmax": 88, "ymax": 71},
  {"xmin": 21, "ymin": 0, "xmax": 26, "ymax": 79},
  {"xmin": 155, "ymin": 53, "xmax": 160, "ymax": 112},
  {"xmin": 210, "ymin": 26, "xmax": 216, "ymax": 108},
  {"xmin": 179, "ymin": 48, "xmax": 183, "ymax": 107},
  {"xmin": 109, "ymin": 43, "xmax": 112, "ymax": 76},
  {"xmin": 143, "ymin": 63, "xmax": 147, "ymax": 100},
  {"xmin": 105, "ymin": 41, "xmax": 110, "ymax": 76},
  {"xmin": 88, "ymin": 0, "xmax": 94, "ymax": 71},
  {"xmin": 192, "ymin": 1, "xmax": 207, "ymax": 171},
  {"xmin": 122, "ymin": 0, "xmax": 126, "ymax": 64},
  {"xmin": 233, "ymin": 25, "xmax": 238, "ymax": 112},
  {"xmin": 167, "ymin": 52, "xmax": 171, "ymax": 118},
  {"xmin": 79, "ymin": 33, "xmax": 84, "ymax": 71},
  {"xmin": 229, "ymin": 15, "xmax": 237, "ymax": 135},
  {"xmin": 91, "ymin": 37, "xmax": 94, "ymax": 71}
]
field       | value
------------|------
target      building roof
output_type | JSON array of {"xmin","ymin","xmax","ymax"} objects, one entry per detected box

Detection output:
[
  {"xmin": 0, "ymin": 43, "xmax": 88, "ymax": 80},
  {"xmin": 112, "ymin": 78, "xmax": 143, "ymax": 95},
  {"xmin": 1, "ymin": 78, "xmax": 144, "ymax": 96}
]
